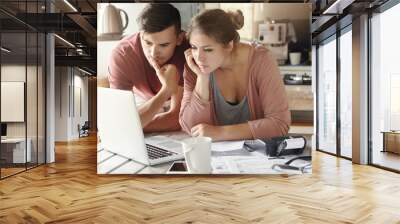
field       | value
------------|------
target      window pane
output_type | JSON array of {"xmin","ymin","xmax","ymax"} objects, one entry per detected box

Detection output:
[
  {"xmin": 38, "ymin": 32, "xmax": 45, "ymax": 165},
  {"xmin": 317, "ymin": 37, "xmax": 337, "ymax": 154},
  {"xmin": 371, "ymin": 3, "xmax": 400, "ymax": 171},
  {"xmin": 27, "ymin": 31, "xmax": 38, "ymax": 169},
  {"xmin": 340, "ymin": 29, "xmax": 352, "ymax": 158},
  {"xmin": 1, "ymin": 30, "xmax": 28, "ymax": 177}
]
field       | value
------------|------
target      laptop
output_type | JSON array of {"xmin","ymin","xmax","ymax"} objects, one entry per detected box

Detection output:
[{"xmin": 97, "ymin": 87, "xmax": 184, "ymax": 165}]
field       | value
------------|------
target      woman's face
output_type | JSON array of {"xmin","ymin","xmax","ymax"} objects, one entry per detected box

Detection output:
[{"xmin": 189, "ymin": 30, "xmax": 231, "ymax": 74}]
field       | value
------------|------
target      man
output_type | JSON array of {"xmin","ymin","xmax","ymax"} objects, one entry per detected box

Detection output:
[{"xmin": 108, "ymin": 3, "xmax": 188, "ymax": 132}]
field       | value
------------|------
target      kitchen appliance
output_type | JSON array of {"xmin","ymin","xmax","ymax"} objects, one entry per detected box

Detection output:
[
  {"xmin": 264, "ymin": 136, "xmax": 307, "ymax": 157},
  {"xmin": 258, "ymin": 22, "xmax": 287, "ymax": 44},
  {"xmin": 99, "ymin": 4, "xmax": 129, "ymax": 40},
  {"xmin": 258, "ymin": 20, "xmax": 297, "ymax": 65},
  {"xmin": 284, "ymin": 73, "xmax": 312, "ymax": 85},
  {"xmin": 244, "ymin": 136, "xmax": 307, "ymax": 157}
]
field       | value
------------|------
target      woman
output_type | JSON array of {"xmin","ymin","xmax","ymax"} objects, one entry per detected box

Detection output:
[{"xmin": 179, "ymin": 9, "xmax": 290, "ymax": 141}]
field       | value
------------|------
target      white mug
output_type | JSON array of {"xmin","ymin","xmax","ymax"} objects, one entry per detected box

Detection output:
[
  {"xmin": 181, "ymin": 137, "xmax": 212, "ymax": 174},
  {"xmin": 289, "ymin": 52, "xmax": 301, "ymax": 65}
]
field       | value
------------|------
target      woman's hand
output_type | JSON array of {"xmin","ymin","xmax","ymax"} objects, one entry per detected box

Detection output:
[
  {"xmin": 184, "ymin": 49, "xmax": 208, "ymax": 77},
  {"xmin": 190, "ymin": 123, "xmax": 225, "ymax": 141},
  {"xmin": 185, "ymin": 49, "xmax": 211, "ymax": 101}
]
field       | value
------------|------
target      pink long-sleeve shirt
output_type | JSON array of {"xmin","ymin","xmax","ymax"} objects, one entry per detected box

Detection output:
[{"xmin": 179, "ymin": 44, "xmax": 291, "ymax": 139}]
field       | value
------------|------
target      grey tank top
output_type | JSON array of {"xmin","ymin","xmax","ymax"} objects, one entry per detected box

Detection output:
[{"xmin": 210, "ymin": 73, "xmax": 250, "ymax": 126}]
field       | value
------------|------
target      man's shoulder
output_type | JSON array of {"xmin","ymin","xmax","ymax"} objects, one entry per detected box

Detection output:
[
  {"xmin": 113, "ymin": 33, "xmax": 141, "ymax": 57},
  {"xmin": 109, "ymin": 33, "xmax": 146, "ymax": 77}
]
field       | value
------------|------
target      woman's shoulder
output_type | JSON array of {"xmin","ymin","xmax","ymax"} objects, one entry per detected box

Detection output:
[
  {"xmin": 249, "ymin": 43, "xmax": 275, "ymax": 61},
  {"xmin": 246, "ymin": 43, "xmax": 278, "ymax": 70},
  {"xmin": 244, "ymin": 43, "xmax": 281, "ymax": 85}
]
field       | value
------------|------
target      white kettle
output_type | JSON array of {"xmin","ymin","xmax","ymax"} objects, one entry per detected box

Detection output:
[{"xmin": 99, "ymin": 4, "xmax": 129, "ymax": 37}]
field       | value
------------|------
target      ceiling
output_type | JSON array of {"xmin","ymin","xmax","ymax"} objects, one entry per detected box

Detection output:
[
  {"xmin": 1, "ymin": 0, "xmax": 392, "ymax": 75},
  {"xmin": 310, "ymin": 0, "xmax": 390, "ymax": 43},
  {"xmin": 0, "ymin": 0, "xmax": 98, "ymax": 75}
]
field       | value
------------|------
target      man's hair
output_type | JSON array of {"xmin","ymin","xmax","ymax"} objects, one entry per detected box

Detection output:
[{"xmin": 137, "ymin": 3, "xmax": 181, "ymax": 34}]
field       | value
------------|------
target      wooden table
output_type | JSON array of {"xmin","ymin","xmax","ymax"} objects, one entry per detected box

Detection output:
[
  {"xmin": 381, "ymin": 131, "xmax": 400, "ymax": 154},
  {"xmin": 1, "ymin": 138, "xmax": 32, "ymax": 164}
]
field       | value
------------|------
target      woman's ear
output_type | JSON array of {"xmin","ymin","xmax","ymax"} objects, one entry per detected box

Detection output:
[
  {"xmin": 176, "ymin": 32, "xmax": 185, "ymax": 46},
  {"xmin": 226, "ymin": 40, "xmax": 234, "ymax": 52}
]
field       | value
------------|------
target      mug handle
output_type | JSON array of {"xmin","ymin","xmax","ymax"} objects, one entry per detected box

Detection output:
[{"xmin": 119, "ymin": 9, "xmax": 129, "ymax": 31}]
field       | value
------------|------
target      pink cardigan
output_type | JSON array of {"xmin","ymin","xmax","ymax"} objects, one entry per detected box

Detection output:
[{"xmin": 179, "ymin": 44, "xmax": 291, "ymax": 139}]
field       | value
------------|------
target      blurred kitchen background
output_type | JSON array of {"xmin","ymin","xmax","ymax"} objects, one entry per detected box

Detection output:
[{"xmin": 97, "ymin": 3, "xmax": 313, "ymax": 138}]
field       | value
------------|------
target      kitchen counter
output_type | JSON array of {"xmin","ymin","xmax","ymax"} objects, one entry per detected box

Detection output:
[
  {"xmin": 279, "ymin": 65, "xmax": 311, "ymax": 71},
  {"xmin": 279, "ymin": 65, "xmax": 313, "ymax": 123}
]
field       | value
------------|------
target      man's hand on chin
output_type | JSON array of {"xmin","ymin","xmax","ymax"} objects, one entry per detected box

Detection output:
[{"xmin": 148, "ymin": 57, "xmax": 179, "ymax": 97}]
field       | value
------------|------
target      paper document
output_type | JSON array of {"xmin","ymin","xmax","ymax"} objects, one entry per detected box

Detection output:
[
  {"xmin": 211, "ymin": 140, "xmax": 245, "ymax": 152},
  {"xmin": 211, "ymin": 156, "xmax": 281, "ymax": 174},
  {"xmin": 211, "ymin": 155, "xmax": 311, "ymax": 174}
]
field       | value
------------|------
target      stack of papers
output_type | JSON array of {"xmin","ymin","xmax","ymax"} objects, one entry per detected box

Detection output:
[
  {"xmin": 211, "ymin": 140, "xmax": 244, "ymax": 152},
  {"xmin": 211, "ymin": 156, "xmax": 281, "ymax": 174}
]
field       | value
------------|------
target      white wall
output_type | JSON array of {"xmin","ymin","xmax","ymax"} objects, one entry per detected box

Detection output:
[
  {"xmin": 72, "ymin": 74, "xmax": 89, "ymax": 138},
  {"xmin": 255, "ymin": 3, "xmax": 310, "ymax": 20},
  {"xmin": 55, "ymin": 67, "xmax": 89, "ymax": 141},
  {"xmin": 1, "ymin": 65, "xmax": 26, "ymax": 139},
  {"xmin": 1, "ymin": 82, "xmax": 25, "ymax": 122},
  {"xmin": 1, "ymin": 65, "xmax": 38, "ymax": 137},
  {"xmin": 55, "ymin": 66, "xmax": 68, "ymax": 141},
  {"xmin": 1, "ymin": 65, "xmax": 25, "ymax": 126},
  {"xmin": 1, "ymin": 63, "xmax": 46, "ymax": 163},
  {"xmin": 97, "ymin": 3, "xmax": 146, "ymax": 78},
  {"xmin": 97, "ymin": 41, "xmax": 120, "ymax": 79},
  {"xmin": 205, "ymin": 3, "xmax": 310, "ymax": 40}
]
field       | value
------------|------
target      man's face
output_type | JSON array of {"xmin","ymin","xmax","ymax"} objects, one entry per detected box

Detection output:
[{"xmin": 140, "ymin": 25, "xmax": 182, "ymax": 67}]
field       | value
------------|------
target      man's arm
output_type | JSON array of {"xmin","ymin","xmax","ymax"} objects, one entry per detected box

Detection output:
[
  {"xmin": 138, "ymin": 87, "xmax": 171, "ymax": 128},
  {"xmin": 137, "ymin": 61, "xmax": 180, "ymax": 128},
  {"xmin": 143, "ymin": 86, "xmax": 183, "ymax": 133}
]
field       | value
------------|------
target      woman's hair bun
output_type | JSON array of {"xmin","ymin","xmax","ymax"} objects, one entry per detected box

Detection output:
[{"xmin": 227, "ymin": 10, "xmax": 244, "ymax": 30}]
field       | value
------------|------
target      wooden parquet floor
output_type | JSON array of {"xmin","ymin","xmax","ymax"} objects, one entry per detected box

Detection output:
[{"xmin": 1, "ymin": 135, "xmax": 400, "ymax": 223}]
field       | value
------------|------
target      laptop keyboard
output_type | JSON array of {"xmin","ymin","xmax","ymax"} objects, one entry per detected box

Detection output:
[{"xmin": 146, "ymin": 144, "xmax": 177, "ymax": 160}]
